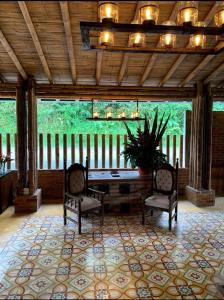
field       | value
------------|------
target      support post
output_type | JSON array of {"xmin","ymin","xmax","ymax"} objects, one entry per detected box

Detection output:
[
  {"xmin": 16, "ymin": 74, "xmax": 27, "ymax": 194},
  {"xmin": 186, "ymin": 82, "xmax": 215, "ymax": 206},
  {"xmin": 14, "ymin": 76, "xmax": 41, "ymax": 213}
]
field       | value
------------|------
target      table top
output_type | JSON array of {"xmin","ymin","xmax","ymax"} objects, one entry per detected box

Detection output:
[{"xmin": 88, "ymin": 170, "xmax": 151, "ymax": 182}]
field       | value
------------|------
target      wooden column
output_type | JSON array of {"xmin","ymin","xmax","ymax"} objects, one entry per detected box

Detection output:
[
  {"xmin": 14, "ymin": 76, "xmax": 41, "ymax": 213},
  {"xmin": 186, "ymin": 82, "xmax": 215, "ymax": 206},
  {"xmin": 27, "ymin": 77, "xmax": 38, "ymax": 194},
  {"xmin": 16, "ymin": 74, "xmax": 27, "ymax": 194}
]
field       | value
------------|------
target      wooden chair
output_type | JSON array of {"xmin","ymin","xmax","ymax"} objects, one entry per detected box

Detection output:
[
  {"xmin": 63, "ymin": 157, "xmax": 105, "ymax": 234},
  {"xmin": 141, "ymin": 159, "xmax": 178, "ymax": 230}
]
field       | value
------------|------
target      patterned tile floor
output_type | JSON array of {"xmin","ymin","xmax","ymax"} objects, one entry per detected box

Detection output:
[{"xmin": 0, "ymin": 204, "xmax": 224, "ymax": 299}]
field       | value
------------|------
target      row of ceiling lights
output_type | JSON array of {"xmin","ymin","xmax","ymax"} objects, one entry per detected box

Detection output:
[{"xmin": 98, "ymin": 1, "xmax": 224, "ymax": 49}]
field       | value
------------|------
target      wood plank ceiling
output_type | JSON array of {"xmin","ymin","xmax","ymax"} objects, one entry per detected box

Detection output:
[{"xmin": 0, "ymin": 1, "xmax": 223, "ymax": 87}]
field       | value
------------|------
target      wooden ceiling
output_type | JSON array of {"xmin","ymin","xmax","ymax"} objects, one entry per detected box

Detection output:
[{"xmin": 0, "ymin": 1, "xmax": 223, "ymax": 88}]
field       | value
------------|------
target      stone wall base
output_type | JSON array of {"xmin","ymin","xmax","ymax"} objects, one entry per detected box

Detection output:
[
  {"xmin": 14, "ymin": 189, "xmax": 42, "ymax": 213},
  {"xmin": 186, "ymin": 185, "xmax": 215, "ymax": 207}
]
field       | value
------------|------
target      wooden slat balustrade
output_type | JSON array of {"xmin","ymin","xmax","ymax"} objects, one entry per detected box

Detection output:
[{"xmin": 0, "ymin": 133, "xmax": 185, "ymax": 170}]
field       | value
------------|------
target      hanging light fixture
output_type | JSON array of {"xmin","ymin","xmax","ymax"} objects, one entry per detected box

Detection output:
[
  {"xmin": 129, "ymin": 33, "xmax": 145, "ymax": 47},
  {"xmin": 139, "ymin": 1, "xmax": 159, "ymax": 25},
  {"xmin": 99, "ymin": 31, "xmax": 114, "ymax": 46},
  {"xmin": 160, "ymin": 21, "xmax": 176, "ymax": 48},
  {"xmin": 99, "ymin": 2, "xmax": 118, "ymax": 23},
  {"xmin": 86, "ymin": 100, "xmax": 145, "ymax": 121},
  {"xmin": 190, "ymin": 22, "xmax": 206, "ymax": 49},
  {"xmin": 177, "ymin": 1, "xmax": 198, "ymax": 26},
  {"xmin": 215, "ymin": 2, "xmax": 224, "ymax": 27}
]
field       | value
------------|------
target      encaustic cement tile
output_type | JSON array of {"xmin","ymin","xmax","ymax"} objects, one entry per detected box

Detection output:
[{"xmin": 0, "ymin": 212, "xmax": 224, "ymax": 299}]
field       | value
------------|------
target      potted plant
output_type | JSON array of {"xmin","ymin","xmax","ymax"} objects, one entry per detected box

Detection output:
[{"xmin": 121, "ymin": 110, "xmax": 170, "ymax": 175}]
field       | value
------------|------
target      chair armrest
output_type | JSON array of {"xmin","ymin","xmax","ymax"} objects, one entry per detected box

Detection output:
[
  {"xmin": 168, "ymin": 190, "xmax": 177, "ymax": 206},
  {"xmin": 87, "ymin": 188, "xmax": 106, "ymax": 195}
]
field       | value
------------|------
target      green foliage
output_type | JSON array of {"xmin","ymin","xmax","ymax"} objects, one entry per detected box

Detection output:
[
  {"xmin": 1, "ymin": 99, "xmax": 224, "ymax": 136},
  {"xmin": 122, "ymin": 110, "xmax": 169, "ymax": 169}
]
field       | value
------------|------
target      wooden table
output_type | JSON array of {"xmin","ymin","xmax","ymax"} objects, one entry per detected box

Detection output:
[{"xmin": 0, "ymin": 171, "xmax": 17, "ymax": 214}]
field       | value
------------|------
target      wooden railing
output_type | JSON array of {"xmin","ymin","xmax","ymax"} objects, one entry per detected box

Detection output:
[{"xmin": 0, "ymin": 133, "xmax": 185, "ymax": 170}]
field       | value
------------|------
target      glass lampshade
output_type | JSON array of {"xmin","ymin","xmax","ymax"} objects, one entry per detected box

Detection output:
[
  {"xmin": 177, "ymin": 1, "xmax": 198, "ymax": 25},
  {"xmin": 139, "ymin": 1, "xmax": 159, "ymax": 25},
  {"xmin": 93, "ymin": 107, "xmax": 100, "ymax": 118},
  {"xmin": 189, "ymin": 22, "xmax": 206, "ymax": 49},
  {"xmin": 160, "ymin": 21, "xmax": 176, "ymax": 48},
  {"xmin": 99, "ymin": 31, "xmax": 114, "ymax": 46},
  {"xmin": 106, "ymin": 106, "xmax": 113, "ymax": 119},
  {"xmin": 129, "ymin": 33, "xmax": 145, "ymax": 47},
  {"xmin": 99, "ymin": 2, "xmax": 118, "ymax": 23},
  {"xmin": 215, "ymin": 2, "xmax": 224, "ymax": 27},
  {"xmin": 117, "ymin": 110, "xmax": 126, "ymax": 119}
]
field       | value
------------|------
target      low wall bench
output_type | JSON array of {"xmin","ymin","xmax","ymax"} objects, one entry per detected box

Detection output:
[{"xmin": 88, "ymin": 170, "xmax": 151, "ymax": 213}]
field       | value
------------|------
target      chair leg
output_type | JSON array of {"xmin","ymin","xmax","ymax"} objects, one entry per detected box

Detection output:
[
  {"xmin": 78, "ymin": 213, "xmax": 81, "ymax": 234},
  {"xmin": 175, "ymin": 205, "xmax": 178, "ymax": 221},
  {"xmin": 63, "ymin": 205, "xmax": 67, "ymax": 226},
  {"xmin": 169, "ymin": 212, "xmax": 172, "ymax": 231}
]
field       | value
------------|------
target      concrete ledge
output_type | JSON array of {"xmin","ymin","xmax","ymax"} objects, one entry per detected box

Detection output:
[
  {"xmin": 186, "ymin": 185, "xmax": 215, "ymax": 207},
  {"xmin": 14, "ymin": 189, "xmax": 42, "ymax": 213}
]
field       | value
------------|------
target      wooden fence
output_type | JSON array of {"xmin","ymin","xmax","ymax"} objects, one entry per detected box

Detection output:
[{"xmin": 0, "ymin": 133, "xmax": 185, "ymax": 170}]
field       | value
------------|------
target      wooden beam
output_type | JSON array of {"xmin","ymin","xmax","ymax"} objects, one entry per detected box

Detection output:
[
  {"xmin": 96, "ymin": 52, "xmax": 103, "ymax": 85},
  {"xmin": 180, "ymin": 55, "xmax": 214, "ymax": 87},
  {"xmin": 204, "ymin": 59, "xmax": 224, "ymax": 84},
  {"xmin": 159, "ymin": 3, "xmax": 218, "ymax": 87},
  {"xmin": 139, "ymin": 2, "xmax": 179, "ymax": 86},
  {"xmin": 92, "ymin": 46, "xmax": 217, "ymax": 55},
  {"xmin": 18, "ymin": 1, "xmax": 53, "ymax": 83},
  {"xmin": 0, "ymin": 30, "xmax": 27, "ymax": 80},
  {"xmin": 35, "ymin": 84, "xmax": 196, "ymax": 100},
  {"xmin": 118, "ymin": 53, "xmax": 129, "ymax": 85},
  {"xmin": 60, "ymin": 1, "xmax": 77, "ymax": 84},
  {"xmin": 0, "ymin": 74, "xmax": 6, "ymax": 83},
  {"xmin": 118, "ymin": 2, "xmax": 141, "ymax": 86}
]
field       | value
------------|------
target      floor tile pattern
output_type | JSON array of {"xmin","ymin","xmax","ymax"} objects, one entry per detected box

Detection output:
[{"xmin": 0, "ymin": 211, "xmax": 223, "ymax": 299}]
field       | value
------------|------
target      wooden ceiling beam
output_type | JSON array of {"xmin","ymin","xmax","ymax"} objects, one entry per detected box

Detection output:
[
  {"xmin": 0, "ymin": 74, "xmax": 6, "ymax": 83},
  {"xmin": 18, "ymin": 1, "xmax": 53, "ymax": 83},
  {"xmin": 96, "ymin": 52, "xmax": 103, "ymax": 85},
  {"xmin": 60, "ymin": 1, "xmax": 77, "ymax": 84},
  {"xmin": 160, "ymin": 2, "xmax": 218, "ymax": 87},
  {"xmin": 204, "ymin": 59, "xmax": 224, "ymax": 84},
  {"xmin": 118, "ymin": 2, "xmax": 141, "ymax": 86},
  {"xmin": 0, "ymin": 30, "xmax": 27, "ymax": 80},
  {"xmin": 139, "ymin": 2, "xmax": 179, "ymax": 86}
]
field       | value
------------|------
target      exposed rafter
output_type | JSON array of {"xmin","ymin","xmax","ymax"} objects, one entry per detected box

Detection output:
[
  {"xmin": 18, "ymin": 1, "xmax": 53, "ymax": 83},
  {"xmin": 139, "ymin": 2, "xmax": 179, "ymax": 86},
  {"xmin": 118, "ymin": 2, "xmax": 141, "ymax": 86},
  {"xmin": 159, "ymin": 2, "xmax": 218, "ymax": 87},
  {"xmin": 204, "ymin": 58, "xmax": 224, "ymax": 84},
  {"xmin": 0, "ymin": 74, "xmax": 6, "ymax": 83},
  {"xmin": 96, "ymin": 52, "xmax": 103, "ymax": 85},
  {"xmin": 0, "ymin": 30, "xmax": 27, "ymax": 80},
  {"xmin": 60, "ymin": 1, "xmax": 77, "ymax": 84}
]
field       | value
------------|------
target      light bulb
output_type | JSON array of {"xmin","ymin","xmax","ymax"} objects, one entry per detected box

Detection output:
[{"xmin": 105, "ymin": 5, "xmax": 111, "ymax": 18}]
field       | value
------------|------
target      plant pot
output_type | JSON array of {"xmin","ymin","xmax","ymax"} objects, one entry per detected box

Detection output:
[{"xmin": 138, "ymin": 167, "xmax": 151, "ymax": 176}]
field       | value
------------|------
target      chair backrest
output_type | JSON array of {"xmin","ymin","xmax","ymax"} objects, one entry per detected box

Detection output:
[
  {"xmin": 64, "ymin": 157, "xmax": 89, "ymax": 195},
  {"xmin": 154, "ymin": 160, "xmax": 178, "ymax": 195}
]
